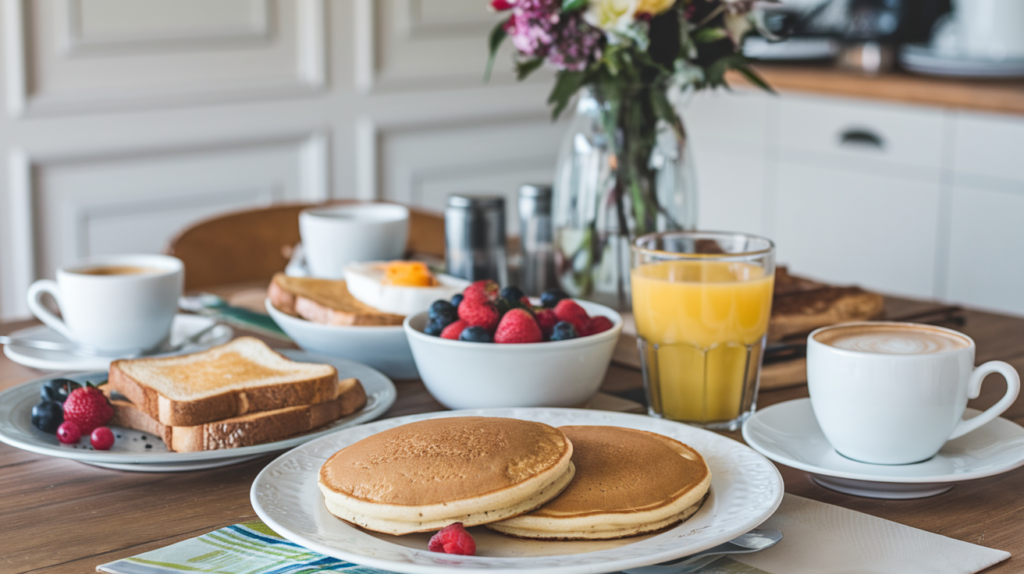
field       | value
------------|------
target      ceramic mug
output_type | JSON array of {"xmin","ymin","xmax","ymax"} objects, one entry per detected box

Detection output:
[
  {"xmin": 26, "ymin": 254, "xmax": 184, "ymax": 353},
  {"xmin": 807, "ymin": 322, "xmax": 1020, "ymax": 465},
  {"xmin": 299, "ymin": 203, "xmax": 409, "ymax": 279}
]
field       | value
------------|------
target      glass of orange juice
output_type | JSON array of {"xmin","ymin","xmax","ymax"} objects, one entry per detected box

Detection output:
[{"xmin": 631, "ymin": 231, "xmax": 775, "ymax": 430}]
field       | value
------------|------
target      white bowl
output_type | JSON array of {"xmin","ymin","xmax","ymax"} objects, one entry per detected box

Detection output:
[
  {"xmin": 266, "ymin": 299, "xmax": 418, "ymax": 380},
  {"xmin": 403, "ymin": 300, "xmax": 623, "ymax": 409}
]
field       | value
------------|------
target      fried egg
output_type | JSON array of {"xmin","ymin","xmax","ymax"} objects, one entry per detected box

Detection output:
[{"xmin": 345, "ymin": 261, "xmax": 467, "ymax": 316}]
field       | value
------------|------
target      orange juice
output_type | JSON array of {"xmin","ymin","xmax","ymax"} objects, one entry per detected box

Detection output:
[{"xmin": 631, "ymin": 260, "xmax": 774, "ymax": 423}]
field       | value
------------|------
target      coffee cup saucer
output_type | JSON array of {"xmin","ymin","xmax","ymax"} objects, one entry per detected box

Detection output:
[
  {"xmin": 742, "ymin": 398, "xmax": 1024, "ymax": 499},
  {"xmin": 3, "ymin": 314, "xmax": 233, "ymax": 372}
]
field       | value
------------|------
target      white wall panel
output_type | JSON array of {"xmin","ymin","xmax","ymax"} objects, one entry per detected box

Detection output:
[
  {"xmin": 6, "ymin": 0, "xmax": 324, "ymax": 115},
  {"xmin": 376, "ymin": 116, "xmax": 565, "ymax": 233},
  {"xmin": 6, "ymin": 133, "xmax": 327, "ymax": 316}
]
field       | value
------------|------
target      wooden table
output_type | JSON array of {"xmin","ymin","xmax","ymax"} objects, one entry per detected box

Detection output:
[{"xmin": 2, "ymin": 296, "xmax": 1023, "ymax": 573}]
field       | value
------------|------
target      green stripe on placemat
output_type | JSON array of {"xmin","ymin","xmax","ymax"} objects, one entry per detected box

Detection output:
[{"xmin": 96, "ymin": 521, "xmax": 772, "ymax": 574}]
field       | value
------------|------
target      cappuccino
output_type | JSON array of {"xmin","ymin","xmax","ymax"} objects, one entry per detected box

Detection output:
[
  {"xmin": 813, "ymin": 324, "xmax": 969, "ymax": 355},
  {"xmin": 74, "ymin": 265, "xmax": 163, "ymax": 276}
]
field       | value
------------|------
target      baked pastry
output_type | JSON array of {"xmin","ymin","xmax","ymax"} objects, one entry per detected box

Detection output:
[
  {"xmin": 488, "ymin": 426, "xmax": 711, "ymax": 540},
  {"xmin": 317, "ymin": 416, "xmax": 576, "ymax": 535}
]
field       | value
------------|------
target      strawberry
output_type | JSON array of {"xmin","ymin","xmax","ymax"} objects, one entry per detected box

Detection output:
[
  {"xmin": 494, "ymin": 309, "xmax": 543, "ymax": 344},
  {"xmin": 588, "ymin": 316, "xmax": 614, "ymax": 335},
  {"xmin": 62, "ymin": 382, "xmax": 113, "ymax": 435},
  {"xmin": 440, "ymin": 320, "xmax": 468, "ymax": 340},
  {"xmin": 553, "ymin": 299, "xmax": 590, "ymax": 336},
  {"xmin": 463, "ymin": 280, "xmax": 500, "ymax": 304},
  {"xmin": 533, "ymin": 308, "xmax": 559, "ymax": 338},
  {"xmin": 428, "ymin": 523, "xmax": 476, "ymax": 556},
  {"xmin": 458, "ymin": 299, "xmax": 500, "ymax": 331}
]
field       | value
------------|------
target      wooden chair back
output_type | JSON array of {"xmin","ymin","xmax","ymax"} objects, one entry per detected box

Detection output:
[{"xmin": 166, "ymin": 201, "xmax": 445, "ymax": 291}]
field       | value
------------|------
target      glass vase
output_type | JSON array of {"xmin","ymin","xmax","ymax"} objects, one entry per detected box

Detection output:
[{"xmin": 552, "ymin": 84, "xmax": 697, "ymax": 309}]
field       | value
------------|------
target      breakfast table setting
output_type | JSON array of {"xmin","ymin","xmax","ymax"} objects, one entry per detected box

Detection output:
[{"xmin": 4, "ymin": 1, "xmax": 1024, "ymax": 572}]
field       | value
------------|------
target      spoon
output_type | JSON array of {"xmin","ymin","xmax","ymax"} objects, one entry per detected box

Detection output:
[{"xmin": 622, "ymin": 528, "xmax": 782, "ymax": 574}]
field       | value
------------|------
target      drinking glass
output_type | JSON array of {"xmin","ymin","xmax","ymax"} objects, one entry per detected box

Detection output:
[{"xmin": 631, "ymin": 232, "xmax": 775, "ymax": 430}]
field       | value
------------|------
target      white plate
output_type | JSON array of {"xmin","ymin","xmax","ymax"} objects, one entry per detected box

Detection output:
[
  {"xmin": 742, "ymin": 398, "xmax": 1024, "ymax": 499},
  {"xmin": 267, "ymin": 299, "xmax": 419, "ymax": 380},
  {"xmin": 251, "ymin": 408, "xmax": 784, "ymax": 574},
  {"xmin": 900, "ymin": 44, "xmax": 1024, "ymax": 78},
  {"xmin": 3, "ymin": 314, "xmax": 233, "ymax": 372},
  {"xmin": 0, "ymin": 350, "xmax": 396, "ymax": 472}
]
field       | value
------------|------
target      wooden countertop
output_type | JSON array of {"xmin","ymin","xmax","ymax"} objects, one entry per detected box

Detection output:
[
  {"xmin": 2, "ymin": 296, "xmax": 1023, "ymax": 573},
  {"xmin": 732, "ymin": 64, "xmax": 1024, "ymax": 116}
]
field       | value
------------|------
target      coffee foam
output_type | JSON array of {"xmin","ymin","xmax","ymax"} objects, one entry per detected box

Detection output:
[{"xmin": 814, "ymin": 324, "xmax": 970, "ymax": 355}]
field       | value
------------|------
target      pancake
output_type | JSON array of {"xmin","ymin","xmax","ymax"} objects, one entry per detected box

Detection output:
[
  {"xmin": 487, "ymin": 425, "xmax": 711, "ymax": 540},
  {"xmin": 317, "ymin": 416, "xmax": 575, "ymax": 535}
]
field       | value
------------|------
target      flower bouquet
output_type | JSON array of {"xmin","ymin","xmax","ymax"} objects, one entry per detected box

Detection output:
[{"xmin": 487, "ymin": 0, "xmax": 773, "ymax": 305}]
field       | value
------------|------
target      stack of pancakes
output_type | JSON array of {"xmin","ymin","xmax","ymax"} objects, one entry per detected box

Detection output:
[{"xmin": 318, "ymin": 417, "xmax": 711, "ymax": 540}]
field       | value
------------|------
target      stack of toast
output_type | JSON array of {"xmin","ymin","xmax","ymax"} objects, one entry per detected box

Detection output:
[
  {"xmin": 107, "ymin": 337, "xmax": 367, "ymax": 452},
  {"xmin": 767, "ymin": 266, "xmax": 885, "ymax": 342}
]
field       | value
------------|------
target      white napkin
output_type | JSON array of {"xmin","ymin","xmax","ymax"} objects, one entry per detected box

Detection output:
[{"xmin": 733, "ymin": 494, "xmax": 1010, "ymax": 574}]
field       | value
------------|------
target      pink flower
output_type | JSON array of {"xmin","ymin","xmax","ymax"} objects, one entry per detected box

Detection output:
[
  {"xmin": 503, "ymin": 0, "xmax": 603, "ymax": 70},
  {"xmin": 490, "ymin": 0, "xmax": 516, "ymax": 11}
]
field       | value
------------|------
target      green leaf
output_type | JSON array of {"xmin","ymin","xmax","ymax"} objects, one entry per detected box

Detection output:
[
  {"xmin": 733, "ymin": 61, "xmax": 776, "ymax": 94},
  {"xmin": 515, "ymin": 58, "xmax": 544, "ymax": 81},
  {"xmin": 562, "ymin": 0, "xmax": 587, "ymax": 12},
  {"xmin": 649, "ymin": 87, "xmax": 678, "ymax": 126},
  {"xmin": 692, "ymin": 27, "xmax": 728, "ymax": 44},
  {"xmin": 483, "ymin": 20, "xmax": 508, "ymax": 83},
  {"xmin": 547, "ymin": 70, "xmax": 588, "ymax": 120}
]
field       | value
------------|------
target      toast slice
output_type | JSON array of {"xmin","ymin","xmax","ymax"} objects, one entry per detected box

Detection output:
[
  {"xmin": 268, "ymin": 273, "xmax": 404, "ymax": 326},
  {"xmin": 768, "ymin": 286, "xmax": 885, "ymax": 342},
  {"xmin": 107, "ymin": 377, "xmax": 366, "ymax": 452},
  {"xmin": 108, "ymin": 337, "xmax": 339, "ymax": 427}
]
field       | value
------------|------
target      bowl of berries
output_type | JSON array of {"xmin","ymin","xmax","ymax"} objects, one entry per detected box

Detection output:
[{"xmin": 403, "ymin": 280, "xmax": 622, "ymax": 410}]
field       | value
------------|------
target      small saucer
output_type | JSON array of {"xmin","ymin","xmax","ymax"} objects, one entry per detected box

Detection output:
[
  {"xmin": 742, "ymin": 398, "xmax": 1024, "ymax": 499},
  {"xmin": 3, "ymin": 314, "xmax": 233, "ymax": 371}
]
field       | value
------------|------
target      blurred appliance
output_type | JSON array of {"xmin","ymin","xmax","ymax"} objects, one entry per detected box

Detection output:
[
  {"xmin": 745, "ymin": 0, "xmax": 949, "ymax": 65},
  {"xmin": 900, "ymin": 0, "xmax": 1024, "ymax": 77}
]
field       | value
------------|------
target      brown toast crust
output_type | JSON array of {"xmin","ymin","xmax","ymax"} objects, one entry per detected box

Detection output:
[
  {"xmin": 769, "ymin": 286, "xmax": 885, "ymax": 342},
  {"xmin": 269, "ymin": 273, "xmax": 404, "ymax": 326},
  {"xmin": 108, "ymin": 340, "xmax": 340, "ymax": 427},
  {"xmin": 108, "ymin": 378, "xmax": 367, "ymax": 452}
]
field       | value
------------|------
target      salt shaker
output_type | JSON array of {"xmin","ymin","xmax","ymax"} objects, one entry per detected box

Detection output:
[
  {"xmin": 517, "ymin": 184, "xmax": 558, "ymax": 296},
  {"xmin": 445, "ymin": 194, "xmax": 508, "ymax": 285}
]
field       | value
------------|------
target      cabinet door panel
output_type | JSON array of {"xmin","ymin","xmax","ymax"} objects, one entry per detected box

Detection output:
[
  {"xmin": 953, "ymin": 112, "xmax": 1024, "ymax": 183},
  {"xmin": 946, "ymin": 186, "xmax": 1024, "ymax": 315},
  {"xmin": 774, "ymin": 163, "xmax": 940, "ymax": 298},
  {"xmin": 693, "ymin": 142, "xmax": 767, "ymax": 237}
]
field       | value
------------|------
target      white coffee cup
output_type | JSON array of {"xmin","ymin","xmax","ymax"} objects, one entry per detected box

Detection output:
[
  {"xmin": 299, "ymin": 203, "xmax": 410, "ymax": 279},
  {"xmin": 807, "ymin": 322, "xmax": 1020, "ymax": 465},
  {"xmin": 26, "ymin": 254, "xmax": 184, "ymax": 353}
]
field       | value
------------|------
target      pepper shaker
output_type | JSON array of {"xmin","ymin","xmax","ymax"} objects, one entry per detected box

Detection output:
[
  {"xmin": 445, "ymin": 194, "xmax": 508, "ymax": 285},
  {"xmin": 517, "ymin": 184, "xmax": 558, "ymax": 296}
]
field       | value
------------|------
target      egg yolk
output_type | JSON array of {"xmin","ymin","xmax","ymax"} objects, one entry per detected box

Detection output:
[{"xmin": 383, "ymin": 261, "xmax": 438, "ymax": 287}]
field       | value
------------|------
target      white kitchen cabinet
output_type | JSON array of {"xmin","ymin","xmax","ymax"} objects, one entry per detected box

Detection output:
[
  {"xmin": 773, "ymin": 162, "xmax": 942, "ymax": 298},
  {"xmin": 946, "ymin": 184, "xmax": 1024, "ymax": 315}
]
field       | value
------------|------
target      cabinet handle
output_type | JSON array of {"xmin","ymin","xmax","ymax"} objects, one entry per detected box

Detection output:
[{"xmin": 839, "ymin": 128, "xmax": 885, "ymax": 149}]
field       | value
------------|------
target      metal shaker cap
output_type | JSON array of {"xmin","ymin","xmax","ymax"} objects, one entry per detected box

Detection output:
[
  {"xmin": 518, "ymin": 184, "xmax": 552, "ymax": 215},
  {"xmin": 447, "ymin": 194, "xmax": 505, "ymax": 210}
]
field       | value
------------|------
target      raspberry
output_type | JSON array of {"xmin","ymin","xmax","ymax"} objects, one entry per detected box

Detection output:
[
  {"xmin": 458, "ymin": 299, "xmax": 500, "ymax": 332},
  {"xmin": 553, "ymin": 299, "xmax": 590, "ymax": 336},
  {"xmin": 589, "ymin": 316, "xmax": 614, "ymax": 335},
  {"xmin": 90, "ymin": 426, "xmax": 115, "ymax": 450},
  {"xmin": 440, "ymin": 320, "xmax": 468, "ymax": 340},
  {"xmin": 428, "ymin": 523, "xmax": 476, "ymax": 556},
  {"xmin": 494, "ymin": 309, "xmax": 543, "ymax": 344},
  {"xmin": 62, "ymin": 383, "xmax": 113, "ymax": 435},
  {"xmin": 56, "ymin": 421, "xmax": 81, "ymax": 444},
  {"xmin": 533, "ymin": 308, "xmax": 559, "ymax": 338}
]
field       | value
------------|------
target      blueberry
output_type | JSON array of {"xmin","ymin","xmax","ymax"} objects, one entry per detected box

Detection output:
[
  {"xmin": 451, "ymin": 294, "xmax": 464, "ymax": 308},
  {"xmin": 424, "ymin": 318, "xmax": 446, "ymax": 337},
  {"xmin": 550, "ymin": 321, "xmax": 578, "ymax": 341},
  {"xmin": 459, "ymin": 326, "xmax": 493, "ymax": 343},
  {"xmin": 31, "ymin": 400, "xmax": 64, "ymax": 433},
  {"xmin": 500, "ymin": 286, "xmax": 525, "ymax": 303},
  {"xmin": 429, "ymin": 300, "xmax": 458, "ymax": 323},
  {"xmin": 540, "ymin": 288, "xmax": 569, "ymax": 308},
  {"xmin": 40, "ymin": 378, "xmax": 81, "ymax": 405}
]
